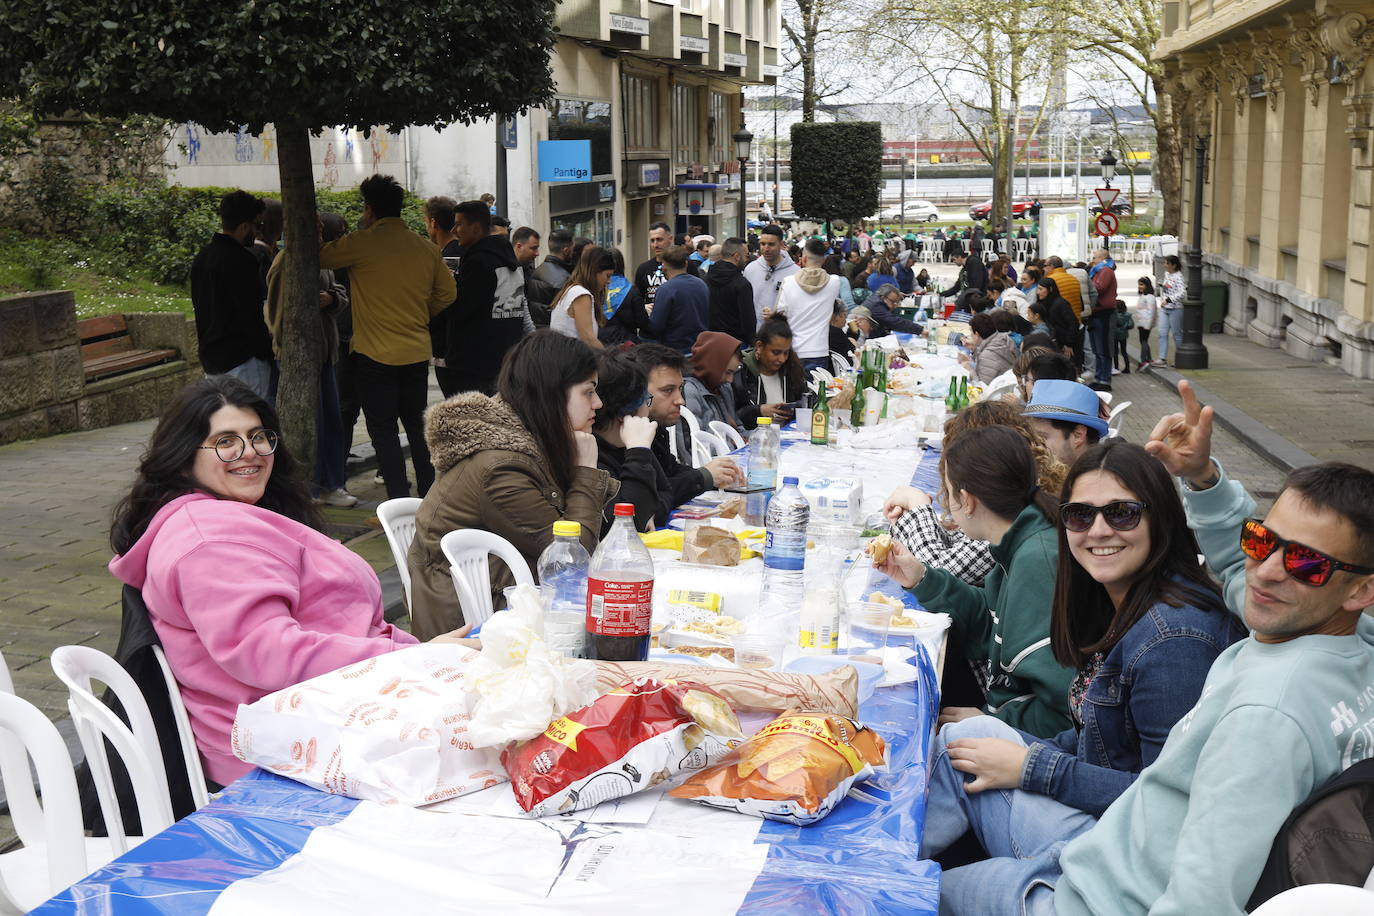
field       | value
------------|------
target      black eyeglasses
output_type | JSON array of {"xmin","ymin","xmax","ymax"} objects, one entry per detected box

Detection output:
[
  {"xmin": 199, "ymin": 430, "xmax": 279, "ymax": 463},
  {"xmin": 1240, "ymin": 518, "xmax": 1374, "ymax": 587},
  {"xmin": 1060, "ymin": 500, "xmax": 1149, "ymax": 533}
]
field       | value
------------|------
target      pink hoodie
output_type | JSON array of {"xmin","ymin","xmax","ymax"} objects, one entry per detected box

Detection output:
[{"xmin": 108, "ymin": 493, "xmax": 417, "ymax": 785}]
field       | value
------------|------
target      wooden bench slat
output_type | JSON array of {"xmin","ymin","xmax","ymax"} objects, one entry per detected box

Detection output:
[
  {"xmin": 76, "ymin": 315, "xmax": 128, "ymax": 340},
  {"xmin": 83, "ymin": 348, "xmax": 178, "ymax": 380},
  {"xmin": 81, "ymin": 337, "xmax": 135, "ymax": 361}
]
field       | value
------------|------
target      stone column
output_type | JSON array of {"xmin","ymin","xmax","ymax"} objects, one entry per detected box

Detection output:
[{"xmin": 1255, "ymin": 33, "xmax": 1303, "ymax": 288}]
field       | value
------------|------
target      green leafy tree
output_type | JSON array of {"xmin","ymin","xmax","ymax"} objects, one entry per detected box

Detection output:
[
  {"xmin": 0, "ymin": 1, "xmax": 557, "ymax": 465},
  {"xmin": 789, "ymin": 122, "xmax": 882, "ymax": 225}
]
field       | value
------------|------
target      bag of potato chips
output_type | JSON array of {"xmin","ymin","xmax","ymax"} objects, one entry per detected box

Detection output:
[
  {"xmin": 502, "ymin": 679, "xmax": 744, "ymax": 817},
  {"xmin": 668, "ymin": 711, "xmax": 887, "ymax": 825}
]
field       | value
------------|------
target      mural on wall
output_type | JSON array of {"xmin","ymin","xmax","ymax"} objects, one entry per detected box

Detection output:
[{"xmin": 168, "ymin": 124, "xmax": 405, "ymax": 190}]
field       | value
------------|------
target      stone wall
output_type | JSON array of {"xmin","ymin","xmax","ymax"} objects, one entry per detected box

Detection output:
[{"xmin": 0, "ymin": 291, "xmax": 200, "ymax": 445}]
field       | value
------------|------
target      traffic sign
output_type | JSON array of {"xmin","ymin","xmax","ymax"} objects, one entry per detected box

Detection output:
[
  {"xmin": 1095, "ymin": 212, "xmax": 1120, "ymax": 236},
  {"xmin": 1095, "ymin": 187, "xmax": 1120, "ymax": 210}
]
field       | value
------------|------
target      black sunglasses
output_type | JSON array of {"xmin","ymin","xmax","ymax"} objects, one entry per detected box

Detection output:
[
  {"xmin": 1060, "ymin": 500, "xmax": 1148, "ymax": 533},
  {"xmin": 1240, "ymin": 518, "xmax": 1374, "ymax": 587}
]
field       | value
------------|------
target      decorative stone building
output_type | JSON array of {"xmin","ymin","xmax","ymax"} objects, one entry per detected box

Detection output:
[{"xmin": 1156, "ymin": 0, "xmax": 1374, "ymax": 378}]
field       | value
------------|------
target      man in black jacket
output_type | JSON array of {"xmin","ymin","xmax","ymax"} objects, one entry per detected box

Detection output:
[
  {"xmin": 628, "ymin": 343, "xmax": 743, "ymax": 507},
  {"xmin": 442, "ymin": 201, "xmax": 530, "ymax": 396},
  {"xmin": 190, "ymin": 190, "xmax": 274, "ymax": 398},
  {"xmin": 940, "ymin": 251, "xmax": 988, "ymax": 311},
  {"xmin": 706, "ymin": 237, "xmax": 757, "ymax": 344},
  {"xmin": 526, "ymin": 228, "xmax": 573, "ymax": 325}
]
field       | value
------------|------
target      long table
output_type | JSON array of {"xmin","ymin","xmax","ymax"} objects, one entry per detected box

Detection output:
[{"xmin": 33, "ymin": 444, "xmax": 947, "ymax": 915}]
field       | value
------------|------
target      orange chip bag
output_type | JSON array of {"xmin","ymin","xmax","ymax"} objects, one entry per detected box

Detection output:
[{"xmin": 668, "ymin": 711, "xmax": 886, "ymax": 825}]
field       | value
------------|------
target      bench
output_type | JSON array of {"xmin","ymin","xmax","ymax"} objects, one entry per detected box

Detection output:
[{"xmin": 78, "ymin": 315, "xmax": 178, "ymax": 382}]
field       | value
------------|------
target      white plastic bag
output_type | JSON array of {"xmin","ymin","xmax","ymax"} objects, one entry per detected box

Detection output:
[
  {"xmin": 465, "ymin": 584, "xmax": 601, "ymax": 748},
  {"xmin": 231, "ymin": 644, "xmax": 503, "ymax": 806}
]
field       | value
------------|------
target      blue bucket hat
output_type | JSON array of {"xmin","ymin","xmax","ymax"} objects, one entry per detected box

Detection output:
[{"xmin": 1022, "ymin": 379, "xmax": 1109, "ymax": 438}]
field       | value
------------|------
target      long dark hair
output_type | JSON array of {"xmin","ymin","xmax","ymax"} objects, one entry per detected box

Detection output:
[
  {"xmin": 555, "ymin": 245, "xmax": 616, "ymax": 327},
  {"xmin": 752, "ymin": 314, "xmax": 806, "ymax": 393},
  {"xmin": 110, "ymin": 376, "xmax": 320, "ymax": 554},
  {"xmin": 940, "ymin": 425, "xmax": 1060, "ymax": 526},
  {"xmin": 497, "ymin": 331, "xmax": 597, "ymax": 492},
  {"xmin": 1050, "ymin": 440, "xmax": 1224, "ymax": 667}
]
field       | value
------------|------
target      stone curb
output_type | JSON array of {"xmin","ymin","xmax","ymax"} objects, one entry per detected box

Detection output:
[{"xmin": 1140, "ymin": 364, "xmax": 1320, "ymax": 474}]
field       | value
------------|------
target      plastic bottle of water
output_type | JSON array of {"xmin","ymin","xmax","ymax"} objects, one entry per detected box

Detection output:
[
  {"xmin": 763, "ymin": 476, "xmax": 810, "ymax": 603},
  {"xmin": 536, "ymin": 520, "xmax": 591, "ymax": 657},
  {"xmin": 744, "ymin": 417, "xmax": 779, "ymax": 526}
]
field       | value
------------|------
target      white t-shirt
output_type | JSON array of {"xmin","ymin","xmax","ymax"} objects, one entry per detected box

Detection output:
[
  {"xmin": 760, "ymin": 371, "xmax": 784, "ymax": 405},
  {"xmin": 551, "ymin": 284, "xmax": 591, "ymax": 339},
  {"xmin": 1133, "ymin": 293, "xmax": 1157, "ymax": 330},
  {"xmin": 775, "ymin": 273, "xmax": 843, "ymax": 359}
]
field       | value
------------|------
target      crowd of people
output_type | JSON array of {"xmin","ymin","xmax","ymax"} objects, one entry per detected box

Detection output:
[{"xmin": 121, "ymin": 174, "xmax": 1374, "ymax": 914}]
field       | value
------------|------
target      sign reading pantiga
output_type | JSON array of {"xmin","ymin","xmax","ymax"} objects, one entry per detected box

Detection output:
[{"xmin": 538, "ymin": 140, "xmax": 593, "ymax": 182}]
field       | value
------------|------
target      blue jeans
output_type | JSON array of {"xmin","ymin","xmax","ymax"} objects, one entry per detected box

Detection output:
[
  {"xmin": 223, "ymin": 357, "xmax": 273, "ymax": 403},
  {"xmin": 1157, "ymin": 307, "xmax": 1183, "ymax": 362},
  {"xmin": 924, "ymin": 716, "xmax": 1096, "ymax": 916},
  {"xmin": 1088, "ymin": 313, "xmax": 1113, "ymax": 386},
  {"xmin": 801, "ymin": 355, "xmax": 831, "ymax": 373}
]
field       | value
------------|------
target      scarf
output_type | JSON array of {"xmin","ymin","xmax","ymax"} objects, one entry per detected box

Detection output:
[{"xmin": 604, "ymin": 274, "xmax": 631, "ymax": 321}]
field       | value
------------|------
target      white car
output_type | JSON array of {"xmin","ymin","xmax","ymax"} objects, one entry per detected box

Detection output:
[{"xmin": 876, "ymin": 200, "xmax": 940, "ymax": 222}]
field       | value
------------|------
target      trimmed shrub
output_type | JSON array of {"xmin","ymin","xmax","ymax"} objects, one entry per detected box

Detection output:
[{"xmin": 789, "ymin": 122, "xmax": 883, "ymax": 225}]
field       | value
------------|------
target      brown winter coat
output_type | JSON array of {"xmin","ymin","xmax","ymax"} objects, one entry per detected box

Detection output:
[{"xmin": 406, "ymin": 393, "xmax": 616, "ymax": 640}]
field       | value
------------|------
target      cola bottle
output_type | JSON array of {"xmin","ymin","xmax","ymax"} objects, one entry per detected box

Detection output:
[{"xmin": 585, "ymin": 503, "xmax": 655, "ymax": 661}]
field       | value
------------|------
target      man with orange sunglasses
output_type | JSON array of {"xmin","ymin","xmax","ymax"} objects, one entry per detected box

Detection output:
[{"xmin": 1047, "ymin": 380, "xmax": 1374, "ymax": 916}]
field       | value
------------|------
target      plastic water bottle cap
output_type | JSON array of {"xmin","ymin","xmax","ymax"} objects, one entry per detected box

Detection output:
[
  {"xmin": 552, "ymin": 520, "xmax": 581, "ymax": 537},
  {"xmin": 613, "ymin": 503, "xmax": 635, "ymax": 517},
  {"xmin": 757, "ymin": 417, "xmax": 772, "ymax": 425},
  {"xmin": 783, "ymin": 476, "xmax": 799, "ymax": 485}
]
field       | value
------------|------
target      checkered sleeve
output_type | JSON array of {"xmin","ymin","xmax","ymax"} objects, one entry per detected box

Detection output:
[{"xmin": 890, "ymin": 506, "xmax": 997, "ymax": 585}]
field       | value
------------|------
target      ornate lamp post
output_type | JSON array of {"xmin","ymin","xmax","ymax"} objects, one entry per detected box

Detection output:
[
  {"xmin": 1099, "ymin": 148, "xmax": 1117, "ymax": 187},
  {"xmin": 1175, "ymin": 135, "xmax": 1210, "ymax": 369},
  {"xmin": 733, "ymin": 115, "xmax": 754, "ymax": 239}
]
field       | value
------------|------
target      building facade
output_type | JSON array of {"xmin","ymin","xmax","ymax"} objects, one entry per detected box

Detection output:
[
  {"xmin": 1156, "ymin": 0, "xmax": 1374, "ymax": 378},
  {"xmin": 165, "ymin": 1, "xmax": 779, "ymax": 269}
]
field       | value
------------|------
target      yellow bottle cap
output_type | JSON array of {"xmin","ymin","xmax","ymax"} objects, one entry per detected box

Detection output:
[
  {"xmin": 757, "ymin": 417, "xmax": 773, "ymax": 425},
  {"xmin": 552, "ymin": 521, "xmax": 581, "ymax": 537}
]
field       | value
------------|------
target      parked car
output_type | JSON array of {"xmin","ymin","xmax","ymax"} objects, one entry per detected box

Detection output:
[
  {"xmin": 876, "ymin": 199, "xmax": 940, "ymax": 222},
  {"xmin": 1089, "ymin": 200, "xmax": 1135, "ymax": 216},
  {"xmin": 968, "ymin": 196, "xmax": 1037, "ymax": 220}
]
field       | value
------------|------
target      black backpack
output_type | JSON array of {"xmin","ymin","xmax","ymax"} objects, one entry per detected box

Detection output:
[{"xmin": 1247, "ymin": 757, "xmax": 1374, "ymax": 911}]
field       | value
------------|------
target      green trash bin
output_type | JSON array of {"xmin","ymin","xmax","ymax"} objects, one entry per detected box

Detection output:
[{"xmin": 1201, "ymin": 280, "xmax": 1228, "ymax": 334}]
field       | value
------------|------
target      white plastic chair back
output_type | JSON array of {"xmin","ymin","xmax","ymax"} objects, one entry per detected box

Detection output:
[
  {"xmin": 1250, "ymin": 884, "xmax": 1374, "ymax": 915},
  {"xmin": 0, "ymin": 692, "xmax": 91, "ymax": 913},
  {"xmin": 50, "ymin": 645, "xmax": 175, "ymax": 855},
  {"xmin": 1107, "ymin": 399, "xmax": 1132, "ymax": 434},
  {"xmin": 693, "ymin": 430, "xmax": 728, "ymax": 461},
  {"xmin": 830, "ymin": 350, "xmax": 852, "ymax": 373},
  {"xmin": 151, "ymin": 645, "xmax": 208, "ymax": 812},
  {"xmin": 377, "ymin": 497, "xmax": 423, "ymax": 607},
  {"xmin": 709, "ymin": 421, "xmax": 745, "ymax": 452},
  {"xmin": 679, "ymin": 405, "xmax": 704, "ymax": 444},
  {"xmin": 439, "ymin": 529, "xmax": 535, "ymax": 629}
]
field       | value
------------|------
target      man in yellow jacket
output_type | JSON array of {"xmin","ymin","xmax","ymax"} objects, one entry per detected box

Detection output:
[{"xmin": 320, "ymin": 174, "xmax": 455, "ymax": 499}]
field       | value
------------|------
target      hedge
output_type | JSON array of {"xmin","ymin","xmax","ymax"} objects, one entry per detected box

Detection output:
[{"xmin": 789, "ymin": 121, "xmax": 883, "ymax": 225}]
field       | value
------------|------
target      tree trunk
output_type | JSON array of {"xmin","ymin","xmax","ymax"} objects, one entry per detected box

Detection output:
[
  {"xmin": 273, "ymin": 121, "xmax": 323, "ymax": 478},
  {"xmin": 1153, "ymin": 78, "xmax": 1183, "ymax": 236}
]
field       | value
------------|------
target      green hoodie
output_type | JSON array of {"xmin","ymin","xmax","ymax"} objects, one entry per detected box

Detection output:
[{"xmin": 911, "ymin": 502, "xmax": 1074, "ymax": 737}]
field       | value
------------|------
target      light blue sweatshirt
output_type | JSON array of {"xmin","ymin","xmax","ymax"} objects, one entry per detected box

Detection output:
[{"xmin": 1056, "ymin": 463, "xmax": 1374, "ymax": 915}]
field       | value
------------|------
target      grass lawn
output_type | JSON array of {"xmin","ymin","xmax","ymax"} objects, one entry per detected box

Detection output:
[{"xmin": 0, "ymin": 232, "xmax": 192, "ymax": 318}]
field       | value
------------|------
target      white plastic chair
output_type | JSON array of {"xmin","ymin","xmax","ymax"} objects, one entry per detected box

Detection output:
[
  {"xmin": 1107, "ymin": 400, "xmax": 1132, "ymax": 438},
  {"xmin": 438, "ymin": 529, "xmax": 535, "ymax": 629},
  {"xmin": 377, "ymin": 497, "xmax": 423, "ymax": 608},
  {"xmin": 0, "ymin": 690, "xmax": 118, "ymax": 914},
  {"xmin": 709, "ymin": 420, "xmax": 745, "ymax": 452},
  {"xmin": 679, "ymin": 405, "xmax": 704, "ymax": 444},
  {"xmin": 830, "ymin": 350, "xmax": 852, "ymax": 374},
  {"xmin": 693, "ymin": 429, "xmax": 729, "ymax": 461},
  {"xmin": 151, "ymin": 645, "xmax": 209, "ymax": 812},
  {"xmin": 50, "ymin": 645, "xmax": 175, "ymax": 856}
]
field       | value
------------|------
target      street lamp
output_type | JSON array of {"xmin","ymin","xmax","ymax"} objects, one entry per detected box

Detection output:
[
  {"xmin": 733, "ymin": 114, "xmax": 754, "ymax": 238},
  {"xmin": 1099, "ymin": 149, "xmax": 1118, "ymax": 187},
  {"xmin": 1175, "ymin": 135, "xmax": 1210, "ymax": 369}
]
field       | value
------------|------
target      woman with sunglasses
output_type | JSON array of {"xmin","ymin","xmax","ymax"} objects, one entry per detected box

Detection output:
[
  {"xmin": 875, "ymin": 425, "xmax": 1076, "ymax": 738},
  {"xmin": 917, "ymin": 440, "xmax": 1246, "ymax": 915},
  {"xmin": 591, "ymin": 348, "xmax": 670, "ymax": 534},
  {"xmin": 109, "ymin": 376, "xmax": 421, "ymax": 789}
]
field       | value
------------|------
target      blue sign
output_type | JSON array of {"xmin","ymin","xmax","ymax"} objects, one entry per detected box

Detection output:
[
  {"xmin": 538, "ymin": 140, "xmax": 592, "ymax": 183},
  {"xmin": 501, "ymin": 119, "xmax": 517, "ymax": 150}
]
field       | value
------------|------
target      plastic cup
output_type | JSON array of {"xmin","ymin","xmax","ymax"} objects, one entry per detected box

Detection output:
[
  {"xmin": 502, "ymin": 585, "xmax": 520, "ymax": 610},
  {"xmin": 843, "ymin": 601, "xmax": 892, "ymax": 655},
  {"xmin": 794, "ymin": 407, "xmax": 812, "ymax": 431},
  {"xmin": 732, "ymin": 634, "xmax": 785, "ymax": 670}
]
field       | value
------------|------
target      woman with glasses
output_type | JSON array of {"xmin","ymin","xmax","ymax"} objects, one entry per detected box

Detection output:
[
  {"xmin": 915, "ymin": 439, "xmax": 1245, "ymax": 915},
  {"xmin": 109, "ymin": 376, "xmax": 420, "ymax": 789},
  {"xmin": 875, "ymin": 425, "xmax": 1075, "ymax": 739},
  {"xmin": 590, "ymin": 348, "xmax": 670, "ymax": 533}
]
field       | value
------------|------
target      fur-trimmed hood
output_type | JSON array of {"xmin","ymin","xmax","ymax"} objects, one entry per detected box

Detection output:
[{"xmin": 424, "ymin": 392, "xmax": 538, "ymax": 475}]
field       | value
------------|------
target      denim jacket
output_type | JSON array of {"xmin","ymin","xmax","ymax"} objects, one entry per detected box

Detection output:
[{"xmin": 1019, "ymin": 588, "xmax": 1247, "ymax": 817}]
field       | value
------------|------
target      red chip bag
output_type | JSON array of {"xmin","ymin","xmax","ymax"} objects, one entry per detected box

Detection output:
[{"xmin": 502, "ymin": 678, "xmax": 743, "ymax": 816}]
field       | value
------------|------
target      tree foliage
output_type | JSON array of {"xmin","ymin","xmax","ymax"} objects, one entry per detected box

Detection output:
[
  {"xmin": 0, "ymin": 0, "xmax": 558, "ymax": 467},
  {"xmin": 781, "ymin": 0, "xmax": 852, "ymax": 122},
  {"xmin": 790, "ymin": 122, "xmax": 882, "ymax": 223}
]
